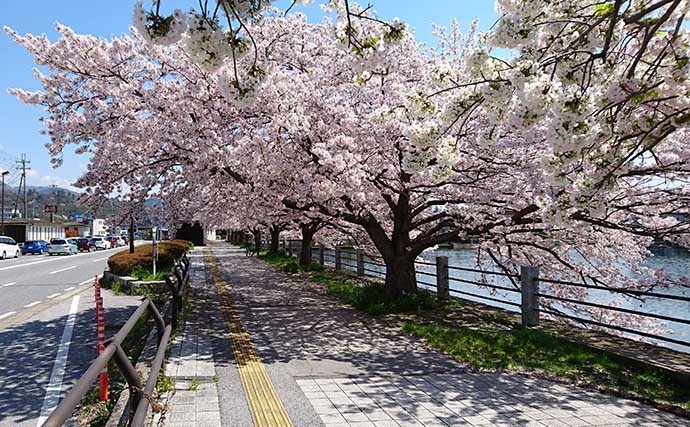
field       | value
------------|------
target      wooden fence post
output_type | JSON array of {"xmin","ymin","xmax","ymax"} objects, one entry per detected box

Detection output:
[
  {"xmin": 288, "ymin": 241, "xmax": 293, "ymax": 257},
  {"xmin": 356, "ymin": 250, "xmax": 364, "ymax": 276},
  {"xmin": 319, "ymin": 246, "xmax": 325, "ymax": 265},
  {"xmin": 436, "ymin": 256, "xmax": 449, "ymax": 301},
  {"xmin": 335, "ymin": 247, "xmax": 342, "ymax": 270},
  {"xmin": 520, "ymin": 266, "xmax": 540, "ymax": 326}
]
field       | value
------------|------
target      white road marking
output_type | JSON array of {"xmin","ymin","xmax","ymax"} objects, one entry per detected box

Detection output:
[
  {"xmin": 46, "ymin": 293, "xmax": 61, "ymax": 299},
  {"xmin": 48, "ymin": 266, "xmax": 76, "ymax": 275},
  {"xmin": 92, "ymin": 257, "xmax": 108, "ymax": 262},
  {"xmin": 1, "ymin": 282, "xmax": 16, "ymax": 287},
  {"xmin": 0, "ymin": 247, "xmax": 120, "ymax": 272},
  {"xmin": 64, "ymin": 286, "xmax": 75, "ymax": 292},
  {"xmin": 24, "ymin": 301, "xmax": 41, "ymax": 308},
  {"xmin": 0, "ymin": 311, "xmax": 16, "ymax": 320},
  {"xmin": 36, "ymin": 296, "xmax": 80, "ymax": 427}
]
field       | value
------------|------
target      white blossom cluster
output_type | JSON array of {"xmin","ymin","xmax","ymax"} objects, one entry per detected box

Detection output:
[
  {"xmin": 183, "ymin": 14, "xmax": 239, "ymax": 71},
  {"xmin": 132, "ymin": 1, "xmax": 186, "ymax": 45},
  {"xmin": 218, "ymin": 64, "xmax": 266, "ymax": 108}
]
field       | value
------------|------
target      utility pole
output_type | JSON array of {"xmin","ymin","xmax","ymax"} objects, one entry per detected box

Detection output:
[
  {"xmin": 16, "ymin": 154, "xmax": 30, "ymax": 219},
  {"xmin": 50, "ymin": 184, "xmax": 58, "ymax": 223},
  {"xmin": 129, "ymin": 215, "xmax": 135, "ymax": 254},
  {"xmin": 1, "ymin": 170, "xmax": 8, "ymax": 235}
]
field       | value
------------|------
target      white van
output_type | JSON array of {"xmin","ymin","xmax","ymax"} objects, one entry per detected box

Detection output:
[{"xmin": 0, "ymin": 236, "xmax": 20, "ymax": 260}]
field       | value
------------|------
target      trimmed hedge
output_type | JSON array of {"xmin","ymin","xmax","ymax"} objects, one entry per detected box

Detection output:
[{"xmin": 107, "ymin": 240, "xmax": 193, "ymax": 276}]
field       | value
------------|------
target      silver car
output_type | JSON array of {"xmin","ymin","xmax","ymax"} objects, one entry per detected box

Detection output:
[{"xmin": 48, "ymin": 238, "xmax": 78, "ymax": 256}]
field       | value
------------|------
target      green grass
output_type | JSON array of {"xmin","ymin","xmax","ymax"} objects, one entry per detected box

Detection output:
[
  {"xmin": 258, "ymin": 251, "xmax": 324, "ymax": 272},
  {"xmin": 315, "ymin": 273, "xmax": 438, "ymax": 315},
  {"xmin": 156, "ymin": 369, "xmax": 175, "ymax": 394},
  {"xmin": 403, "ymin": 322, "xmax": 690, "ymax": 410},
  {"xmin": 130, "ymin": 266, "xmax": 168, "ymax": 281}
]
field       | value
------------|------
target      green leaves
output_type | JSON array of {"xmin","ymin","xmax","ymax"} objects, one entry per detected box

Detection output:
[{"xmin": 594, "ymin": 2, "xmax": 616, "ymax": 18}]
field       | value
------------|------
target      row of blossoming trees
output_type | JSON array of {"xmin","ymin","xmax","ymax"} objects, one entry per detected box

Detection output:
[{"xmin": 6, "ymin": 0, "xmax": 690, "ymax": 332}]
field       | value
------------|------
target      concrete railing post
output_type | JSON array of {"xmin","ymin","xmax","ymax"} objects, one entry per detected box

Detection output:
[
  {"xmin": 319, "ymin": 247, "xmax": 325, "ymax": 265},
  {"xmin": 356, "ymin": 251, "xmax": 365, "ymax": 276},
  {"xmin": 520, "ymin": 266, "xmax": 540, "ymax": 326},
  {"xmin": 335, "ymin": 247, "xmax": 342, "ymax": 270},
  {"xmin": 436, "ymin": 256, "xmax": 450, "ymax": 301}
]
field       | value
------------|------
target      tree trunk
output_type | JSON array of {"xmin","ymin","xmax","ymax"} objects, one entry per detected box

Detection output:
[
  {"xmin": 269, "ymin": 226, "xmax": 281, "ymax": 254},
  {"xmin": 252, "ymin": 230, "xmax": 261, "ymax": 255},
  {"xmin": 364, "ymin": 191, "xmax": 417, "ymax": 298},
  {"xmin": 299, "ymin": 224, "xmax": 316, "ymax": 267},
  {"xmin": 383, "ymin": 256, "xmax": 417, "ymax": 298}
]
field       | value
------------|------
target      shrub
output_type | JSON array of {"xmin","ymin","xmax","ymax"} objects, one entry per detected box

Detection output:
[
  {"xmin": 108, "ymin": 240, "xmax": 192, "ymax": 276},
  {"xmin": 283, "ymin": 261, "xmax": 299, "ymax": 273}
]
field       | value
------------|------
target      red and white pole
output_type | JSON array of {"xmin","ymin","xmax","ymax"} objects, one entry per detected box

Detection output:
[{"xmin": 94, "ymin": 276, "xmax": 108, "ymax": 402}]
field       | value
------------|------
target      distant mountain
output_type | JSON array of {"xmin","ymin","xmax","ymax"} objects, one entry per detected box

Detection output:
[{"xmin": 3, "ymin": 185, "xmax": 79, "ymax": 197}]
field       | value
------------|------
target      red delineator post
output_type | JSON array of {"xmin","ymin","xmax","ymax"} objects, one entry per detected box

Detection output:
[{"xmin": 94, "ymin": 276, "xmax": 108, "ymax": 402}]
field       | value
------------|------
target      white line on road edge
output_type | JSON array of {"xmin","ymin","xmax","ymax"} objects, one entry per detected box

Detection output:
[
  {"xmin": 0, "ymin": 311, "xmax": 16, "ymax": 320},
  {"xmin": 25, "ymin": 301, "xmax": 41, "ymax": 308},
  {"xmin": 46, "ymin": 293, "xmax": 61, "ymax": 299},
  {"xmin": 0, "ymin": 248, "xmax": 119, "ymax": 272},
  {"xmin": 36, "ymin": 296, "xmax": 80, "ymax": 427},
  {"xmin": 1, "ymin": 282, "xmax": 16, "ymax": 287},
  {"xmin": 48, "ymin": 266, "xmax": 76, "ymax": 275},
  {"xmin": 64, "ymin": 287, "xmax": 75, "ymax": 292},
  {"xmin": 92, "ymin": 257, "xmax": 108, "ymax": 262}
]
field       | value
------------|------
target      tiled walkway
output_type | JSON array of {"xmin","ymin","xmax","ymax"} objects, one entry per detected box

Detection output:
[
  {"xmin": 295, "ymin": 375, "xmax": 681, "ymax": 426},
  {"xmin": 160, "ymin": 251, "xmax": 222, "ymax": 427},
  {"xmin": 159, "ymin": 244, "xmax": 687, "ymax": 427}
]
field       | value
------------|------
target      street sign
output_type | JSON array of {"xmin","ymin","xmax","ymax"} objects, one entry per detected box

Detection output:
[{"xmin": 44, "ymin": 205, "xmax": 58, "ymax": 213}]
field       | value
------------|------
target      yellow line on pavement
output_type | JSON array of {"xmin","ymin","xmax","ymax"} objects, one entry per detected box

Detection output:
[{"xmin": 206, "ymin": 250, "xmax": 292, "ymax": 427}]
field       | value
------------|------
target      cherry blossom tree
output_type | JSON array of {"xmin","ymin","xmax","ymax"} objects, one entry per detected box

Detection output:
[{"xmin": 8, "ymin": 0, "xmax": 690, "ymax": 332}]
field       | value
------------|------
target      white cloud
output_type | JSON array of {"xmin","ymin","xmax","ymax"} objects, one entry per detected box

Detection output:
[{"xmin": 26, "ymin": 169, "xmax": 81, "ymax": 192}]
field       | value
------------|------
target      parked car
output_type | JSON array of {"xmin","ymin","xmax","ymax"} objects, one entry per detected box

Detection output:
[
  {"xmin": 21, "ymin": 239, "xmax": 49, "ymax": 255},
  {"xmin": 121, "ymin": 235, "xmax": 129, "ymax": 246},
  {"xmin": 74, "ymin": 237, "xmax": 93, "ymax": 252},
  {"xmin": 48, "ymin": 238, "xmax": 78, "ymax": 256},
  {"xmin": 0, "ymin": 236, "xmax": 20, "ymax": 259},
  {"xmin": 90, "ymin": 237, "xmax": 112, "ymax": 250},
  {"xmin": 106, "ymin": 236, "xmax": 121, "ymax": 248},
  {"xmin": 115, "ymin": 236, "xmax": 125, "ymax": 247}
]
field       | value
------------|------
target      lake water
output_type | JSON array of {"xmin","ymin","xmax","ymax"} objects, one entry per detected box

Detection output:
[{"xmin": 327, "ymin": 247, "xmax": 690, "ymax": 354}]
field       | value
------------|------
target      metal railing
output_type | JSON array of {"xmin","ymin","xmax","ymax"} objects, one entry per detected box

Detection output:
[
  {"xmin": 301, "ymin": 243, "xmax": 690, "ymax": 350},
  {"xmin": 164, "ymin": 253, "xmax": 191, "ymax": 331},
  {"xmin": 43, "ymin": 254, "xmax": 192, "ymax": 427}
]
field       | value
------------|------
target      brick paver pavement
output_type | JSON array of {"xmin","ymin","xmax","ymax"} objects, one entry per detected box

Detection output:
[{"xmin": 161, "ymin": 244, "xmax": 688, "ymax": 427}]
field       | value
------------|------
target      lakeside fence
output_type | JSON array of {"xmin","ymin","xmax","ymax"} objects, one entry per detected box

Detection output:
[{"xmin": 283, "ymin": 240, "xmax": 690, "ymax": 351}]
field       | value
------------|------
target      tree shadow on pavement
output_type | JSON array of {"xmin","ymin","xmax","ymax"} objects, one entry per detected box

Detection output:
[
  {"xmin": 203, "ymin": 245, "xmax": 686, "ymax": 426},
  {"xmin": 0, "ymin": 301, "xmax": 141, "ymax": 426}
]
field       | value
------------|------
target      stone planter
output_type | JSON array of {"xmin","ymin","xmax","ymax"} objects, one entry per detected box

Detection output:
[{"xmin": 101, "ymin": 269, "xmax": 167, "ymax": 294}]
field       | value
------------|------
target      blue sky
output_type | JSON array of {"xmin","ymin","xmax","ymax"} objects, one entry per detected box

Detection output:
[{"xmin": 0, "ymin": 1, "xmax": 498, "ymax": 191}]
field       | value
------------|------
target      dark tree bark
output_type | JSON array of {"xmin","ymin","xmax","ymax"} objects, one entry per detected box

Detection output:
[
  {"xmin": 251, "ymin": 229, "xmax": 261, "ymax": 255},
  {"xmin": 364, "ymin": 191, "xmax": 418, "ymax": 298},
  {"xmin": 299, "ymin": 223, "xmax": 316, "ymax": 267},
  {"xmin": 269, "ymin": 224, "xmax": 282, "ymax": 254},
  {"xmin": 382, "ymin": 255, "xmax": 417, "ymax": 298}
]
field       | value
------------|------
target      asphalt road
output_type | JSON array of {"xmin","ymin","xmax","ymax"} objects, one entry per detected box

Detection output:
[
  {"xmin": 0, "ymin": 246, "xmax": 142, "ymax": 427},
  {"xmin": 0, "ymin": 248, "xmax": 122, "ymax": 318}
]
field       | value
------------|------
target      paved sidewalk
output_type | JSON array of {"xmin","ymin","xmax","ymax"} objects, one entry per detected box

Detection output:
[
  {"xmin": 162, "ymin": 244, "xmax": 687, "ymax": 427},
  {"xmin": 159, "ymin": 250, "xmax": 223, "ymax": 427}
]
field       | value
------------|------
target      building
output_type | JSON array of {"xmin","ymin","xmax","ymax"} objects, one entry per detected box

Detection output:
[
  {"xmin": 64, "ymin": 221, "xmax": 91, "ymax": 238},
  {"xmin": 2, "ymin": 206, "xmax": 20, "ymax": 220},
  {"xmin": 90, "ymin": 218, "xmax": 107, "ymax": 236},
  {"xmin": 1, "ymin": 219, "xmax": 66, "ymax": 243}
]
